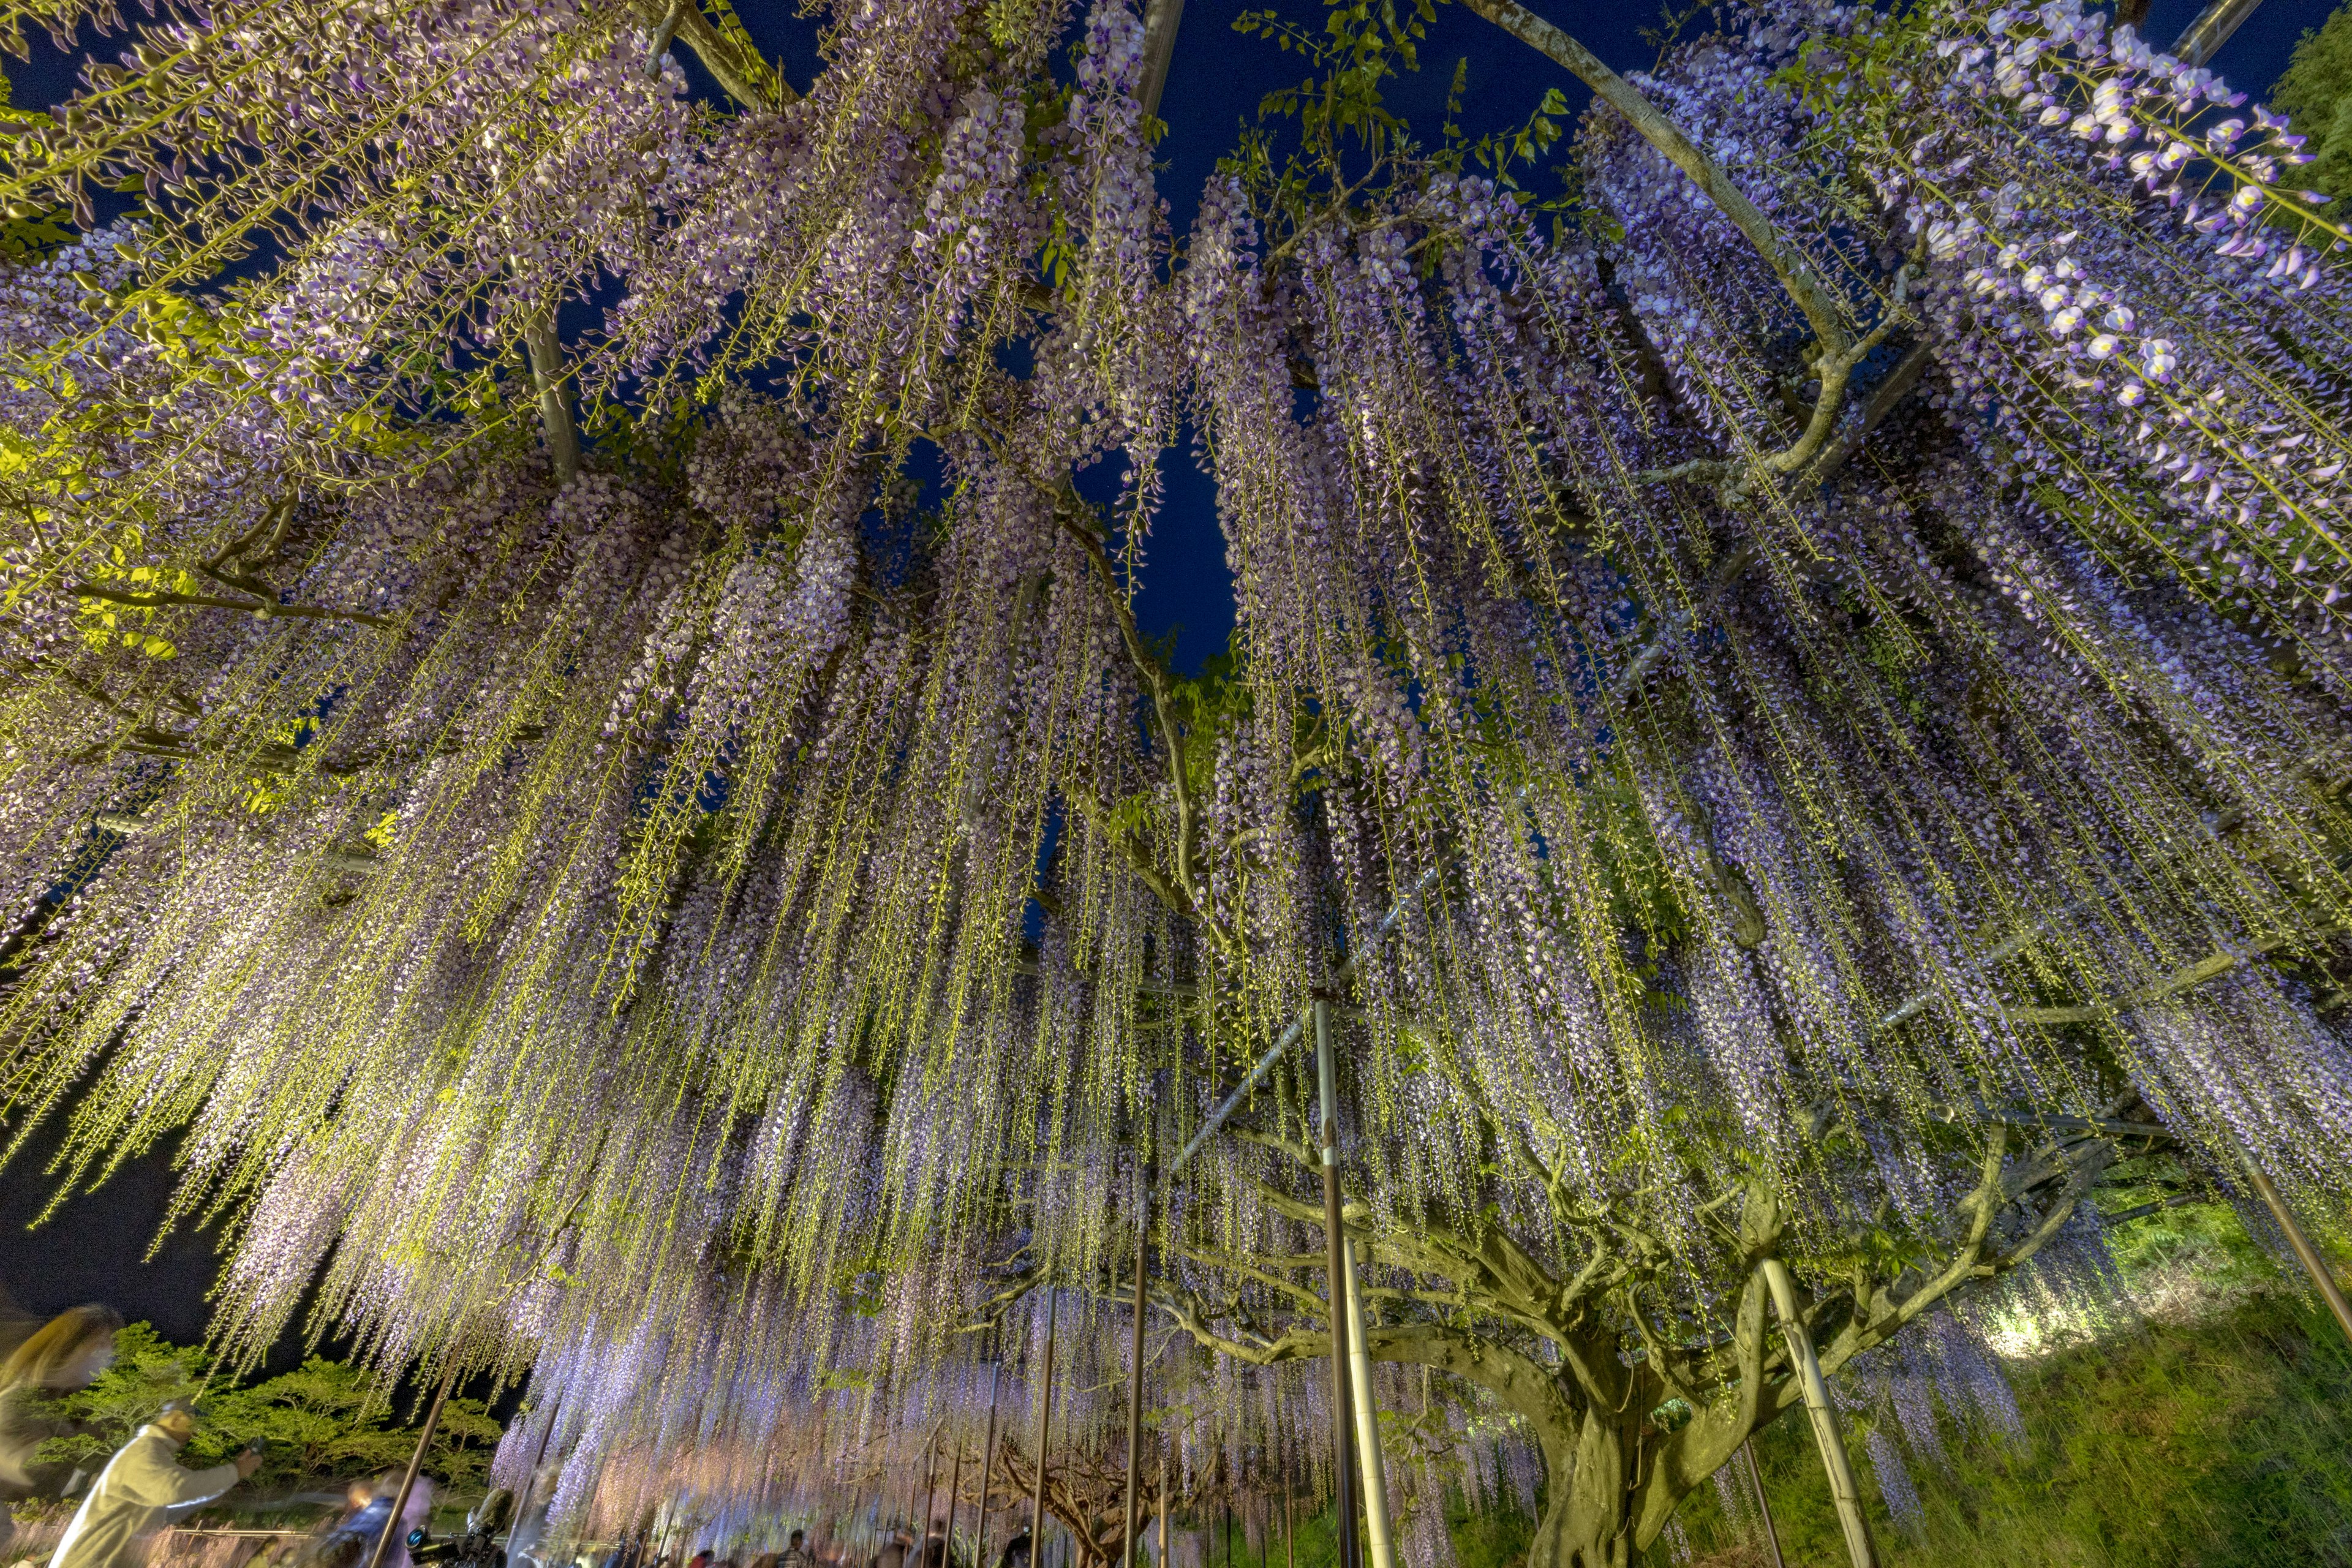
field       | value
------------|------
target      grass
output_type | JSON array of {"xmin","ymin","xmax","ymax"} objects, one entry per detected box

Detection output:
[{"xmin": 1659, "ymin": 1288, "xmax": 2352, "ymax": 1567}]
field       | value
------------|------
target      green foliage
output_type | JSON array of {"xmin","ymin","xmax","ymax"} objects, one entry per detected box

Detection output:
[
  {"xmin": 24, "ymin": 1324, "xmax": 500, "ymax": 1498},
  {"xmin": 0, "ymin": 66, "xmax": 73, "ymax": 262},
  {"xmin": 26, "ymin": 1321, "xmax": 210, "ymax": 1474},
  {"xmin": 1234, "ymin": 0, "xmax": 1437, "ymax": 160},
  {"xmin": 209, "ymin": 1359, "xmax": 502, "ymax": 1493},
  {"xmin": 2273, "ymin": 2, "xmax": 2352, "ymax": 213},
  {"xmin": 1657, "ymin": 1289, "xmax": 2352, "ymax": 1567}
]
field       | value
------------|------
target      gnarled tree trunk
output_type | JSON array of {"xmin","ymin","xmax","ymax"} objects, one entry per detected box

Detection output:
[{"xmin": 1525, "ymin": 1411, "xmax": 1644, "ymax": 1568}]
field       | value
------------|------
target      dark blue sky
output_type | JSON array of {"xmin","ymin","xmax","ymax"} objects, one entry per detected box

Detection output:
[{"xmin": 0, "ymin": 0, "xmax": 2318, "ymax": 1346}]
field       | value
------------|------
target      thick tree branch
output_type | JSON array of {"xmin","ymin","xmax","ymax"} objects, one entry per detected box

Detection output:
[
  {"xmin": 635, "ymin": 0, "xmax": 794, "ymax": 111},
  {"xmin": 1459, "ymin": 0, "xmax": 1852, "ymax": 360},
  {"xmin": 72, "ymin": 581, "xmax": 395, "ymax": 628},
  {"xmin": 2004, "ymin": 922, "xmax": 2345, "ymax": 1024}
]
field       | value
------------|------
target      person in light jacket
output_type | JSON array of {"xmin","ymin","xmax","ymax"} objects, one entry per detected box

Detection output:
[
  {"xmin": 0, "ymin": 1305, "xmax": 124, "ymax": 1560},
  {"xmin": 47, "ymin": 1400, "xmax": 259, "ymax": 1568}
]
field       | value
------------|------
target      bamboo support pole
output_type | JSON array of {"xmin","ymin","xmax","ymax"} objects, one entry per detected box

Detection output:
[
  {"xmin": 1138, "ymin": 0, "xmax": 1185, "ymax": 121},
  {"xmin": 1313, "ymin": 1002, "xmax": 1363, "ymax": 1568},
  {"xmin": 1761, "ymin": 1260, "xmax": 1877, "ymax": 1568},
  {"xmin": 2245, "ymin": 1161, "xmax": 2352, "ymax": 1347},
  {"xmin": 521, "ymin": 317, "xmax": 579, "ymax": 484},
  {"xmin": 2169, "ymin": 0, "xmax": 2266, "ymax": 66},
  {"xmin": 363, "ymin": 1363, "xmax": 457, "ymax": 1568},
  {"xmin": 1340, "ymin": 1235, "xmax": 1395, "ymax": 1568}
]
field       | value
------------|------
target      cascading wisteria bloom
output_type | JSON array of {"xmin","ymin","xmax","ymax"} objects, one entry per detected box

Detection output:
[{"xmin": 2, "ymin": 0, "xmax": 2352, "ymax": 1562}]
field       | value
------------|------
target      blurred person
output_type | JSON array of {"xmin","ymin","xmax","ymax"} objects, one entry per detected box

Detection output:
[
  {"xmin": 991, "ymin": 1529, "xmax": 1030, "ymax": 1568},
  {"xmin": 295, "ymin": 1475, "xmax": 398, "ymax": 1568},
  {"xmin": 870, "ymin": 1529, "xmax": 908, "ymax": 1568},
  {"xmin": 392, "ymin": 1477, "xmax": 434, "ymax": 1568},
  {"xmin": 0, "ymin": 1307, "xmax": 124, "ymax": 1560},
  {"xmin": 506, "ymin": 1463, "xmax": 562, "ymax": 1568},
  {"xmin": 781, "ymin": 1532, "xmax": 813, "ymax": 1568},
  {"xmin": 48, "ymin": 1399, "xmax": 258, "ymax": 1568}
]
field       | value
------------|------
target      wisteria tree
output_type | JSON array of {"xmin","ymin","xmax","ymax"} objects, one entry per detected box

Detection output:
[{"xmin": 0, "ymin": 0, "xmax": 2347, "ymax": 1564}]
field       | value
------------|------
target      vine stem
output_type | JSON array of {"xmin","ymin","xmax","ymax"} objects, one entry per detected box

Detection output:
[{"xmin": 1457, "ymin": 0, "xmax": 1855, "ymax": 362}]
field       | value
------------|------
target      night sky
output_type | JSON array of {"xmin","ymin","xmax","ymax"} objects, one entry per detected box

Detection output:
[{"xmin": 0, "ymin": 0, "xmax": 2318, "ymax": 1359}]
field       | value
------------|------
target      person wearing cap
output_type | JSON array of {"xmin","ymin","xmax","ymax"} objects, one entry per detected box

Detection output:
[{"xmin": 47, "ymin": 1399, "xmax": 260, "ymax": 1568}]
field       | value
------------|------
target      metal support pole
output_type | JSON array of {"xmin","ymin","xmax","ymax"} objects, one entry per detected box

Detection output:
[
  {"xmin": 1028, "ymin": 1294, "xmax": 1058, "ymax": 1568},
  {"xmin": 1340, "ymin": 1235, "xmax": 1394, "ymax": 1568},
  {"xmin": 1761, "ymin": 1260, "xmax": 1877, "ymax": 1568},
  {"xmin": 1122, "ymin": 1176, "xmax": 1150, "ymax": 1568},
  {"xmin": 2246, "ymin": 1161, "xmax": 2352, "ymax": 1347},
  {"xmin": 1156, "ymin": 1456, "xmax": 1168, "ymax": 1568},
  {"xmin": 1740, "ymin": 1438, "xmax": 1786, "ymax": 1568},
  {"xmin": 944, "ymin": 1443, "xmax": 964, "ymax": 1568},
  {"xmin": 1313, "ymin": 1001, "xmax": 1362, "ymax": 1568},
  {"xmin": 364, "ymin": 1363, "xmax": 458, "ymax": 1568},
  {"xmin": 920, "ymin": 1433, "xmax": 941, "ymax": 1568},
  {"xmin": 978, "ymin": 1360, "xmax": 1005, "ymax": 1568}
]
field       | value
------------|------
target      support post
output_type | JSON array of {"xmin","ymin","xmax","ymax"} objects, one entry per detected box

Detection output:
[
  {"xmin": 1138, "ymin": 0, "xmax": 1185, "ymax": 123},
  {"xmin": 1312, "ymin": 1001, "xmax": 1362, "ymax": 1568},
  {"xmin": 521, "ymin": 315, "xmax": 579, "ymax": 485},
  {"xmin": 2169, "ymin": 0, "xmax": 2266, "ymax": 66},
  {"xmin": 1029, "ymin": 1294, "xmax": 1058, "ymax": 1568},
  {"xmin": 920, "ymin": 1432, "xmax": 941, "ymax": 1568},
  {"xmin": 1740, "ymin": 1438, "xmax": 1786, "ymax": 1568},
  {"xmin": 1339, "ymin": 1235, "xmax": 1394, "ymax": 1568},
  {"xmin": 1156, "ymin": 1455, "xmax": 1168, "ymax": 1568},
  {"xmin": 503, "ymin": 1401, "xmax": 560, "ymax": 1563},
  {"xmin": 1760, "ymin": 1259, "xmax": 1877, "ymax": 1568},
  {"xmin": 944, "ymin": 1442, "xmax": 964, "ymax": 1568},
  {"xmin": 364, "ymin": 1362, "xmax": 458, "ymax": 1568},
  {"xmin": 2246, "ymin": 1161, "xmax": 2352, "ymax": 1347},
  {"xmin": 1122, "ymin": 1172, "xmax": 1150, "ymax": 1568},
  {"xmin": 978, "ymin": 1359, "xmax": 1005, "ymax": 1568}
]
